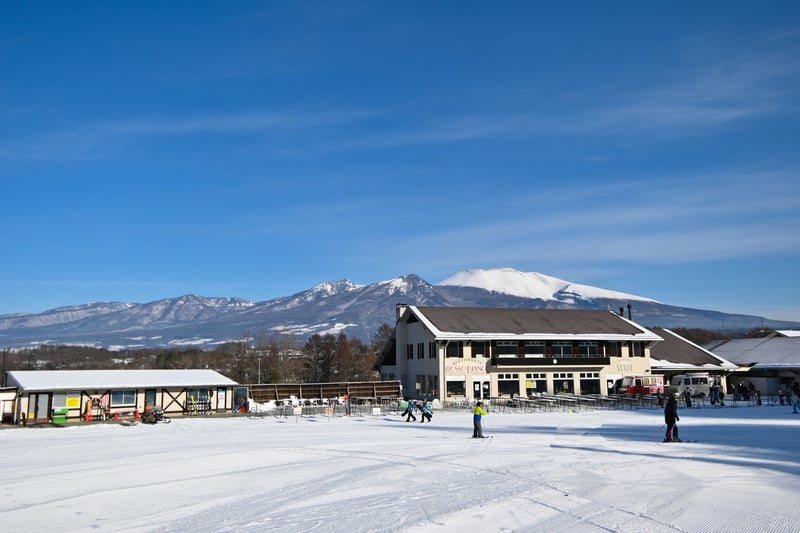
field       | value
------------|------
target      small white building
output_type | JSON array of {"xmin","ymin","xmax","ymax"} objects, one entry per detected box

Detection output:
[
  {"xmin": 6, "ymin": 369, "xmax": 237, "ymax": 424},
  {"xmin": 379, "ymin": 305, "xmax": 663, "ymax": 403}
]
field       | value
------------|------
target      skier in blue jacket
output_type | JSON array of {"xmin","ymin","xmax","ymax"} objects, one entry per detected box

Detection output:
[{"xmin": 420, "ymin": 400, "xmax": 433, "ymax": 423}]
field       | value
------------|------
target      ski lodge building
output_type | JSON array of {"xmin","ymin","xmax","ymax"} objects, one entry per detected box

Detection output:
[
  {"xmin": 6, "ymin": 369, "xmax": 237, "ymax": 424},
  {"xmin": 378, "ymin": 304, "xmax": 663, "ymax": 403}
]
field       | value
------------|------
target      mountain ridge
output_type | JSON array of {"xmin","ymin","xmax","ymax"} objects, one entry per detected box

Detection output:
[{"xmin": 1, "ymin": 268, "xmax": 797, "ymax": 350}]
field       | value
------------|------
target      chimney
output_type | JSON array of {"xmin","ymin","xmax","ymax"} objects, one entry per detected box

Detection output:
[
  {"xmin": 627, "ymin": 303, "xmax": 632, "ymax": 320},
  {"xmin": 396, "ymin": 303, "xmax": 408, "ymax": 322},
  {"xmin": 619, "ymin": 307, "xmax": 624, "ymax": 316}
]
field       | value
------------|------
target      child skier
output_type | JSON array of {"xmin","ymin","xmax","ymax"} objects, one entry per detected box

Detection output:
[
  {"xmin": 404, "ymin": 400, "xmax": 417, "ymax": 422},
  {"xmin": 420, "ymin": 400, "xmax": 433, "ymax": 423}
]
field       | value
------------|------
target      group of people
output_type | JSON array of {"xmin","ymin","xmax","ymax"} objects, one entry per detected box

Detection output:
[
  {"xmin": 403, "ymin": 399, "xmax": 433, "ymax": 423},
  {"xmin": 402, "ymin": 398, "xmax": 491, "ymax": 437}
]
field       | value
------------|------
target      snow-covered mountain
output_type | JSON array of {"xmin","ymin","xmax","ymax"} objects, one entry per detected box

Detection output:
[
  {"xmin": 1, "ymin": 268, "xmax": 797, "ymax": 350},
  {"xmin": 439, "ymin": 268, "xmax": 659, "ymax": 304}
]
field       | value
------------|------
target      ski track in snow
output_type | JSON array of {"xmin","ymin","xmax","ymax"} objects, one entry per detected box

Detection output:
[{"xmin": 1, "ymin": 408, "xmax": 798, "ymax": 532}]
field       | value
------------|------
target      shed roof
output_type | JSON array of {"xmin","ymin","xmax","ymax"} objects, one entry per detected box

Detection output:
[
  {"xmin": 649, "ymin": 328, "xmax": 737, "ymax": 370},
  {"xmin": 407, "ymin": 306, "xmax": 661, "ymax": 341},
  {"xmin": 7, "ymin": 369, "xmax": 237, "ymax": 392}
]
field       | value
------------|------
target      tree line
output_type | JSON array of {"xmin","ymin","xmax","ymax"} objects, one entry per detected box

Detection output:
[{"xmin": 0, "ymin": 323, "xmax": 395, "ymax": 386}]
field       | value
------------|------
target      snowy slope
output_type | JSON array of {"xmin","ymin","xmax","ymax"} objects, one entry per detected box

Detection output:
[
  {"xmin": 439, "ymin": 267, "xmax": 660, "ymax": 303},
  {"xmin": 1, "ymin": 406, "xmax": 798, "ymax": 532}
]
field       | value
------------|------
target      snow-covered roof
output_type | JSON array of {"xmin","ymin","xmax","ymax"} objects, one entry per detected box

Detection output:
[
  {"xmin": 7, "ymin": 369, "xmax": 237, "ymax": 392},
  {"xmin": 704, "ymin": 337, "xmax": 800, "ymax": 369}
]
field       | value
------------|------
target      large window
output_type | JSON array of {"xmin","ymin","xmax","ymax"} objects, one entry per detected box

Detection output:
[
  {"xmin": 429, "ymin": 342, "xmax": 436, "ymax": 359},
  {"xmin": 524, "ymin": 341, "xmax": 545, "ymax": 358},
  {"xmin": 580, "ymin": 372, "xmax": 601, "ymax": 394},
  {"xmin": 417, "ymin": 343, "xmax": 424, "ymax": 359},
  {"xmin": 552, "ymin": 342, "xmax": 573, "ymax": 357},
  {"xmin": 497, "ymin": 373, "xmax": 519, "ymax": 395},
  {"xmin": 427, "ymin": 375, "xmax": 439, "ymax": 396},
  {"xmin": 110, "ymin": 390, "xmax": 136, "ymax": 407},
  {"xmin": 446, "ymin": 380, "xmax": 466, "ymax": 397},
  {"xmin": 606, "ymin": 342, "xmax": 621, "ymax": 357},
  {"xmin": 407, "ymin": 344, "xmax": 413, "ymax": 360},
  {"xmin": 526, "ymin": 373, "xmax": 548, "ymax": 395},
  {"xmin": 577, "ymin": 342, "xmax": 599, "ymax": 357},
  {"xmin": 187, "ymin": 388, "xmax": 209, "ymax": 402},
  {"xmin": 553, "ymin": 372, "xmax": 574, "ymax": 394},
  {"xmin": 630, "ymin": 342, "xmax": 644, "ymax": 357},
  {"xmin": 496, "ymin": 341, "xmax": 518, "ymax": 356}
]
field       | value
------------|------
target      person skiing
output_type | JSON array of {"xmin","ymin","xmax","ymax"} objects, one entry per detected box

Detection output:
[
  {"xmin": 420, "ymin": 400, "xmax": 433, "ymax": 423},
  {"xmin": 664, "ymin": 393, "xmax": 681, "ymax": 442},
  {"xmin": 790, "ymin": 390, "xmax": 800, "ymax": 414},
  {"xmin": 472, "ymin": 401, "xmax": 488, "ymax": 438},
  {"xmin": 404, "ymin": 400, "xmax": 417, "ymax": 422}
]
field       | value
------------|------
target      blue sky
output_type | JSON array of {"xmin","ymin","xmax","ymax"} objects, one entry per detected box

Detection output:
[{"xmin": 1, "ymin": 2, "xmax": 799, "ymax": 322}]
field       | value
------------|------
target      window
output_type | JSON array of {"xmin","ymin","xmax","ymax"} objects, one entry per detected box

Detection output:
[
  {"xmin": 630, "ymin": 342, "xmax": 644, "ymax": 357},
  {"xmin": 110, "ymin": 390, "xmax": 136, "ymax": 407},
  {"xmin": 553, "ymin": 372, "xmax": 574, "ymax": 394},
  {"xmin": 429, "ymin": 342, "xmax": 436, "ymax": 359},
  {"xmin": 524, "ymin": 341, "xmax": 545, "ymax": 358},
  {"xmin": 187, "ymin": 388, "xmax": 209, "ymax": 402},
  {"xmin": 417, "ymin": 343, "xmax": 424, "ymax": 359},
  {"xmin": 552, "ymin": 342, "xmax": 573, "ymax": 357},
  {"xmin": 446, "ymin": 380, "xmax": 466, "ymax": 397},
  {"xmin": 525, "ymin": 373, "xmax": 548, "ymax": 394},
  {"xmin": 496, "ymin": 341, "xmax": 518, "ymax": 356},
  {"xmin": 497, "ymin": 373, "xmax": 519, "ymax": 395},
  {"xmin": 446, "ymin": 342, "xmax": 462, "ymax": 358},
  {"xmin": 577, "ymin": 342, "xmax": 599, "ymax": 357},
  {"xmin": 416, "ymin": 375, "xmax": 426, "ymax": 394},
  {"xmin": 52, "ymin": 392, "xmax": 67, "ymax": 409},
  {"xmin": 579, "ymin": 372, "xmax": 601, "ymax": 394},
  {"xmin": 471, "ymin": 341, "xmax": 487, "ymax": 358},
  {"xmin": 407, "ymin": 344, "xmax": 414, "ymax": 360},
  {"xmin": 427, "ymin": 375, "xmax": 439, "ymax": 396},
  {"xmin": 606, "ymin": 342, "xmax": 621, "ymax": 357}
]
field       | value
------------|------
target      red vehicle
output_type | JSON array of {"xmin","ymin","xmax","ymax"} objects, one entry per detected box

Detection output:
[{"xmin": 617, "ymin": 375, "xmax": 664, "ymax": 396}]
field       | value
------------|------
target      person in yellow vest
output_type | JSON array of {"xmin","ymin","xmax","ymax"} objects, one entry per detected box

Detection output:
[{"xmin": 472, "ymin": 401, "xmax": 488, "ymax": 438}]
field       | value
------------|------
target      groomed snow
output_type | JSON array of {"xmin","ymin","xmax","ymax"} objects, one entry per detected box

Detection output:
[{"xmin": 1, "ymin": 404, "xmax": 798, "ymax": 532}]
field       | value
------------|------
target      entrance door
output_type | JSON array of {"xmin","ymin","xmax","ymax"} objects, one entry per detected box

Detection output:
[
  {"xmin": 216, "ymin": 388, "xmax": 227, "ymax": 411},
  {"xmin": 28, "ymin": 393, "xmax": 51, "ymax": 423},
  {"xmin": 145, "ymin": 389, "xmax": 157, "ymax": 409},
  {"xmin": 473, "ymin": 378, "xmax": 491, "ymax": 400}
]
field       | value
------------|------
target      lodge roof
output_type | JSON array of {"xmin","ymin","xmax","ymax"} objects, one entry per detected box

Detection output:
[
  {"xmin": 406, "ymin": 306, "xmax": 661, "ymax": 341},
  {"xmin": 649, "ymin": 328, "xmax": 737, "ymax": 370},
  {"xmin": 7, "ymin": 369, "xmax": 238, "ymax": 392}
]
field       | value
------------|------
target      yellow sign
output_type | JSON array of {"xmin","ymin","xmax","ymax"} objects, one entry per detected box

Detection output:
[{"xmin": 66, "ymin": 396, "xmax": 81, "ymax": 408}]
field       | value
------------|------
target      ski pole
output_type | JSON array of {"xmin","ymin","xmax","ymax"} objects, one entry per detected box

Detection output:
[{"xmin": 650, "ymin": 424, "xmax": 665, "ymax": 439}]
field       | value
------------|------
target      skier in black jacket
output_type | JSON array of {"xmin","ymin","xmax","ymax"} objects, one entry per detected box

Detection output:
[{"xmin": 664, "ymin": 394, "xmax": 681, "ymax": 442}]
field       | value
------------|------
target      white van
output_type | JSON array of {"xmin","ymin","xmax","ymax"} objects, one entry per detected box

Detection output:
[{"xmin": 666, "ymin": 373, "xmax": 717, "ymax": 398}]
